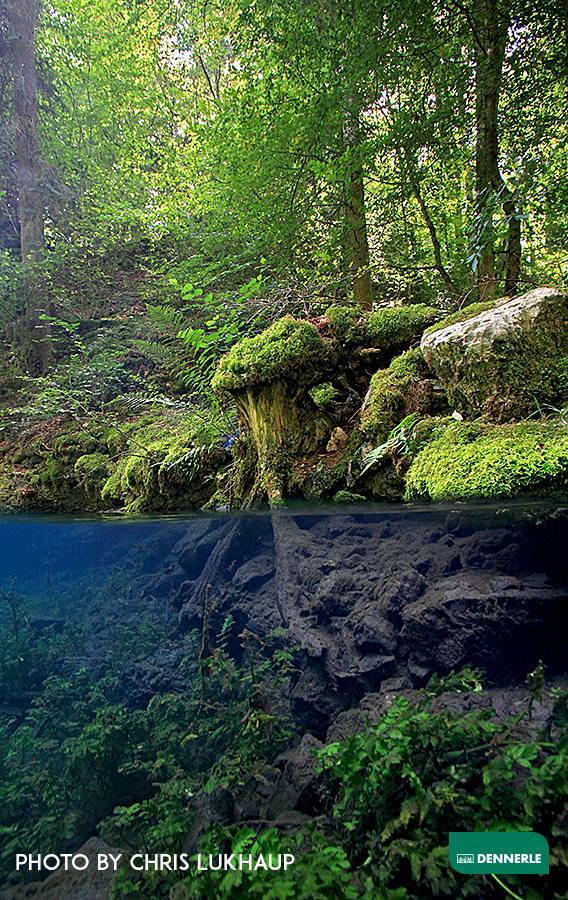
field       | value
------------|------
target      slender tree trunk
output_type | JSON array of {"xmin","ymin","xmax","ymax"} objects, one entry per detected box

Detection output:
[
  {"xmin": 503, "ymin": 192, "xmax": 521, "ymax": 295},
  {"xmin": 474, "ymin": 0, "xmax": 502, "ymax": 300},
  {"xmin": 473, "ymin": 0, "xmax": 520, "ymax": 300},
  {"xmin": 342, "ymin": 101, "xmax": 373, "ymax": 311},
  {"xmin": 7, "ymin": 0, "xmax": 51, "ymax": 373},
  {"xmin": 408, "ymin": 171, "xmax": 459, "ymax": 297}
]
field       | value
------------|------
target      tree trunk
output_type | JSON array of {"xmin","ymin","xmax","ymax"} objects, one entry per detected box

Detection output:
[
  {"xmin": 474, "ymin": 0, "xmax": 502, "ymax": 300},
  {"xmin": 342, "ymin": 102, "xmax": 373, "ymax": 311},
  {"xmin": 7, "ymin": 0, "xmax": 51, "ymax": 373},
  {"xmin": 503, "ymin": 193, "xmax": 521, "ymax": 296},
  {"xmin": 473, "ymin": 0, "xmax": 520, "ymax": 300},
  {"xmin": 409, "ymin": 173, "xmax": 459, "ymax": 297}
]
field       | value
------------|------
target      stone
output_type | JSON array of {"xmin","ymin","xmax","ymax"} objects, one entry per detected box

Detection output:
[
  {"xmin": 326, "ymin": 427, "xmax": 348, "ymax": 452},
  {"xmin": 420, "ymin": 287, "xmax": 568, "ymax": 420},
  {"xmin": 402, "ymin": 571, "xmax": 568, "ymax": 682}
]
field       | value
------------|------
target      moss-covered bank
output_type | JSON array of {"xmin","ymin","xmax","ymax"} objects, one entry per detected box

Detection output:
[
  {"xmin": 0, "ymin": 410, "xmax": 227, "ymax": 513},
  {"xmin": 212, "ymin": 304, "xmax": 442, "ymax": 505},
  {"xmin": 406, "ymin": 420, "xmax": 568, "ymax": 501}
]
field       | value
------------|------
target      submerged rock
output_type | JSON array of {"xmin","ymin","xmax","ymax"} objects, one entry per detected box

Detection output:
[{"xmin": 421, "ymin": 287, "xmax": 568, "ymax": 421}]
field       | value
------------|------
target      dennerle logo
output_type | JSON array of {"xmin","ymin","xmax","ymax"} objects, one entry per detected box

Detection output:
[{"xmin": 449, "ymin": 832, "xmax": 549, "ymax": 874}]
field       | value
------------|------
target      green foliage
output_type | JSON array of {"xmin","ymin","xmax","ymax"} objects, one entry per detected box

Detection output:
[
  {"xmin": 359, "ymin": 412, "xmax": 425, "ymax": 479},
  {"xmin": 143, "ymin": 275, "xmax": 269, "ymax": 402},
  {"xmin": 167, "ymin": 828, "xmax": 357, "ymax": 900},
  {"xmin": 212, "ymin": 317, "xmax": 330, "ymax": 394},
  {"xmin": 0, "ymin": 612, "xmax": 296, "ymax": 886},
  {"xmin": 405, "ymin": 419, "xmax": 568, "ymax": 501},
  {"xmin": 318, "ymin": 669, "xmax": 568, "ymax": 898}
]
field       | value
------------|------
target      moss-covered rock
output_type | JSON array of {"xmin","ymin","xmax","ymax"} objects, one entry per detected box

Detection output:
[
  {"xmin": 333, "ymin": 490, "xmax": 367, "ymax": 503},
  {"xmin": 405, "ymin": 419, "xmax": 568, "ymax": 501},
  {"xmin": 212, "ymin": 304, "xmax": 444, "ymax": 505},
  {"xmin": 100, "ymin": 415, "xmax": 226, "ymax": 512},
  {"xmin": 360, "ymin": 349, "xmax": 433, "ymax": 442},
  {"xmin": 74, "ymin": 452, "xmax": 112, "ymax": 499},
  {"xmin": 325, "ymin": 303, "xmax": 439, "ymax": 348},
  {"xmin": 212, "ymin": 317, "xmax": 332, "ymax": 395},
  {"xmin": 309, "ymin": 382, "xmax": 339, "ymax": 410},
  {"xmin": 421, "ymin": 288, "xmax": 568, "ymax": 421},
  {"xmin": 0, "ymin": 408, "xmax": 226, "ymax": 513},
  {"xmin": 324, "ymin": 304, "xmax": 364, "ymax": 341},
  {"xmin": 421, "ymin": 299, "xmax": 497, "ymax": 338},
  {"xmin": 366, "ymin": 304, "xmax": 439, "ymax": 348}
]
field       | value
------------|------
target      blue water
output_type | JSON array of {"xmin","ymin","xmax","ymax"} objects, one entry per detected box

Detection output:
[{"xmin": 0, "ymin": 502, "xmax": 566, "ymax": 895}]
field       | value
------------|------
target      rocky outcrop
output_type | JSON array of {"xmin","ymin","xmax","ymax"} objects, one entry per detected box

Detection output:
[
  {"xmin": 119, "ymin": 506, "xmax": 568, "ymax": 737},
  {"xmin": 420, "ymin": 287, "xmax": 568, "ymax": 421}
]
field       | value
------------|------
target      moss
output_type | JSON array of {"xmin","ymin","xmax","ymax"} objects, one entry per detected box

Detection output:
[
  {"xmin": 33, "ymin": 458, "xmax": 65, "ymax": 491},
  {"xmin": 360, "ymin": 349, "xmax": 432, "ymax": 442},
  {"xmin": 212, "ymin": 317, "xmax": 331, "ymax": 394},
  {"xmin": 74, "ymin": 453, "xmax": 111, "ymax": 498},
  {"xmin": 422, "ymin": 300, "xmax": 496, "ymax": 338},
  {"xmin": 365, "ymin": 304, "xmax": 439, "ymax": 348},
  {"xmin": 325, "ymin": 303, "xmax": 439, "ymax": 348},
  {"xmin": 333, "ymin": 490, "xmax": 367, "ymax": 503},
  {"xmin": 405, "ymin": 419, "xmax": 568, "ymax": 501},
  {"xmin": 309, "ymin": 382, "xmax": 339, "ymax": 410},
  {"xmin": 51, "ymin": 427, "xmax": 102, "ymax": 461},
  {"xmin": 74, "ymin": 452, "xmax": 110, "ymax": 478},
  {"xmin": 100, "ymin": 413, "xmax": 225, "ymax": 512},
  {"xmin": 325, "ymin": 305, "xmax": 363, "ymax": 341}
]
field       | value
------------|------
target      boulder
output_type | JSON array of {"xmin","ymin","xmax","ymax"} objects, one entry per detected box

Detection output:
[
  {"xmin": 420, "ymin": 288, "xmax": 568, "ymax": 421},
  {"xmin": 401, "ymin": 571, "xmax": 568, "ymax": 682}
]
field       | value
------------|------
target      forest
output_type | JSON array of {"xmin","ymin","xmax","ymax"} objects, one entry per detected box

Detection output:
[
  {"xmin": 0, "ymin": 1, "xmax": 567, "ymax": 898},
  {"xmin": 0, "ymin": 0, "xmax": 566, "ymax": 511}
]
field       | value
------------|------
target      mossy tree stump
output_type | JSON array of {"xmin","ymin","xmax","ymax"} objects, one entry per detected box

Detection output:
[
  {"xmin": 212, "ymin": 318, "xmax": 334, "ymax": 505},
  {"xmin": 212, "ymin": 306, "xmax": 441, "ymax": 506}
]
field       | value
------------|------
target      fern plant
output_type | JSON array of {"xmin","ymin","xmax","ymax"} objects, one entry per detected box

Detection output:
[{"xmin": 359, "ymin": 412, "xmax": 423, "ymax": 477}]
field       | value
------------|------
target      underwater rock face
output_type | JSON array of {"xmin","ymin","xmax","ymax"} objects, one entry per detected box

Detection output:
[
  {"xmin": 421, "ymin": 287, "xmax": 568, "ymax": 420},
  {"xmin": 124, "ymin": 507, "xmax": 568, "ymax": 736},
  {"xmin": 1, "ymin": 506, "xmax": 566, "ymax": 892}
]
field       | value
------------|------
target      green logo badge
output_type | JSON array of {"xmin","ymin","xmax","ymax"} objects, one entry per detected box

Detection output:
[{"xmin": 449, "ymin": 832, "xmax": 549, "ymax": 874}]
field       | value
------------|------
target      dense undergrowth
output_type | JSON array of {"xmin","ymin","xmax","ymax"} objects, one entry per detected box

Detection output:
[{"xmin": 1, "ymin": 584, "xmax": 567, "ymax": 899}]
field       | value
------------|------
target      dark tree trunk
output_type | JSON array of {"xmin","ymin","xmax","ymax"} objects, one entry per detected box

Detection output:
[
  {"xmin": 342, "ymin": 102, "xmax": 373, "ymax": 311},
  {"xmin": 7, "ymin": 0, "xmax": 51, "ymax": 373},
  {"xmin": 473, "ymin": 0, "xmax": 520, "ymax": 300},
  {"xmin": 474, "ymin": 0, "xmax": 503, "ymax": 300}
]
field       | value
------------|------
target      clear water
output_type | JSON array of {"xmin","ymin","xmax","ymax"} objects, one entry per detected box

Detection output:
[{"xmin": 1, "ymin": 501, "xmax": 566, "ymax": 894}]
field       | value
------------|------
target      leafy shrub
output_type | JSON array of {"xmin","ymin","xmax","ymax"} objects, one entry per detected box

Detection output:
[{"xmin": 318, "ymin": 670, "xmax": 568, "ymax": 898}]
